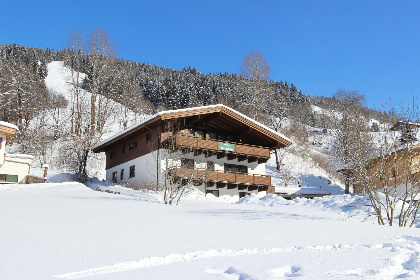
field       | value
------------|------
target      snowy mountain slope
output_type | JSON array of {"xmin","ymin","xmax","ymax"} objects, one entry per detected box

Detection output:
[
  {"xmin": 45, "ymin": 61, "xmax": 143, "ymax": 139},
  {"xmin": 1, "ymin": 182, "xmax": 420, "ymax": 279},
  {"xmin": 27, "ymin": 62, "xmax": 147, "ymax": 178}
]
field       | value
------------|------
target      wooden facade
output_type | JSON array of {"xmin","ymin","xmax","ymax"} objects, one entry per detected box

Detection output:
[
  {"xmin": 172, "ymin": 167, "xmax": 272, "ymax": 186},
  {"xmin": 341, "ymin": 145, "xmax": 420, "ymax": 194},
  {"xmin": 93, "ymin": 105, "xmax": 292, "ymax": 194}
]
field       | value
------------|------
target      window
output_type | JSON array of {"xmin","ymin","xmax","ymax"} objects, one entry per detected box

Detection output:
[
  {"xmin": 239, "ymin": 192, "xmax": 250, "ymax": 198},
  {"xmin": 146, "ymin": 133, "xmax": 152, "ymax": 141},
  {"xmin": 181, "ymin": 158, "xmax": 194, "ymax": 168},
  {"xmin": 0, "ymin": 174, "xmax": 18, "ymax": 183},
  {"xmin": 0, "ymin": 137, "xmax": 2, "ymax": 148},
  {"xmin": 120, "ymin": 169, "xmax": 124, "ymax": 180},
  {"xmin": 207, "ymin": 161, "xmax": 215, "ymax": 171},
  {"xmin": 224, "ymin": 164, "xmax": 248, "ymax": 174},
  {"xmin": 110, "ymin": 151, "xmax": 116, "ymax": 159},
  {"xmin": 112, "ymin": 172, "xmax": 117, "ymax": 183},
  {"xmin": 129, "ymin": 165, "xmax": 135, "ymax": 178},
  {"xmin": 187, "ymin": 124, "xmax": 205, "ymax": 138},
  {"xmin": 188, "ymin": 128, "xmax": 195, "ymax": 137},
  {"xmin": 218, "ymin": 134, "xmax": 227, "ymax": 141},
  {"xmin": 195, "ymin": 130, "xmax": 205, "ymax": 138},
  {"xmin": 129, "ymin": 142, "xmax": 137, "ymax": 150},
  {"xmin": 206, "ymin": 190, "xmax": 219, "ymax": 197},
  {"xmin": 122, "ymin": 146, "xmax": 125, "ymax": 154}
]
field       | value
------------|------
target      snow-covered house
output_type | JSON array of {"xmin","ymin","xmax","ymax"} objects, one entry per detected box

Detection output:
[
  {"xmin": 0, "ymin": 121, "xmax": 34, "ymax": 184},
  {"xmin": 92, "ymin": 104, "xmax": 292, "ymax": 199}
]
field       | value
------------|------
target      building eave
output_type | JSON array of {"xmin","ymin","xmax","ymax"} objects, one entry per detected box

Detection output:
[{"xmin": 91, "ymin": 104, "xmax": 292, "ymax": 153}]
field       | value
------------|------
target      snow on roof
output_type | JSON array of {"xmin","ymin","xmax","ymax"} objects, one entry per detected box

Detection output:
[
  {"xmin": 91, "ymin": 112, "xmax": 160, "ymax": 151},
  {"xmin": 92, "ymin": 104, "xmax": 291, "ymax": 151},
  {"xmin": 0, "ymin": 121, "xmax": 18, "ymax": 130}
]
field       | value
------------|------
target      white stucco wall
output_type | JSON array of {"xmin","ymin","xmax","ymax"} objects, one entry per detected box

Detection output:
[
  {"xmin": 0, "ymin": 155, "xmax": 33, "ymax": 183},
  {"xmin": 106, "ymin": 149, "xmax": 267, "ymax": 194},
  {"xmin": 106, "ymin": 150, "xmax": 166, "ymax": 186}
]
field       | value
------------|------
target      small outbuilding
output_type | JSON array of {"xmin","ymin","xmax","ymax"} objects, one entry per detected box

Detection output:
[{"xmin": 0, "ymin": 121, "xmax": 34, "ymax": 184}]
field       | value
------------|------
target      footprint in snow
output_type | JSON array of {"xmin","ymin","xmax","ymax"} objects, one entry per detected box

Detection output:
[
  {"xmin": 270, "ymin": 265, "xmax": 303, "ymax": 278},
  {"xmin": 206, "ymin": 267, "xmax": 254, "ymax": 280}
]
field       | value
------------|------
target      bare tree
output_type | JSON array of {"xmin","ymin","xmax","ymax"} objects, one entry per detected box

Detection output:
[
  {"xmin": 240, "ymin": 50, "xmax": 271, "ymax": 81},
  {"xmin": 239, "ymin": 50, "xmax": 275, "ymax": 121},
  {"xmin": 359, "ymin": 110, "xmax": 420, "ymax": 227},
  {"xmin": 86, "ymin": 27, "xmax": 118, "ymax": 136},
  {"xmin": 64, "ymin": 30, "xmax": 84, "ymax": 136},
  {"xmin": 333, "ymin": 90, "xmax": 373, "ymax": 194},
  {"xmin": 0, "ymin": 61, "xmax": 49, "ymax": 149}
]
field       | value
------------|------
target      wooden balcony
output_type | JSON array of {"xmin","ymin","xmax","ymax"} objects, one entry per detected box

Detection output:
[
  {"xmin": 172, "ymin": 167, "xmax": 272, "ymax": 186},
  {"xmin": 173, "ymin": 134, "xmax": 270, "ymax": 159}
]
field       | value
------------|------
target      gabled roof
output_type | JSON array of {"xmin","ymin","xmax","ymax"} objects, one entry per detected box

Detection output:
[
  {"xmin": 92, "ymin": 104, "xmax": 292, "ymax": 152},
  {"xmin": 0, "ymin": 121, "xmax": 18, "ymax": 142}
]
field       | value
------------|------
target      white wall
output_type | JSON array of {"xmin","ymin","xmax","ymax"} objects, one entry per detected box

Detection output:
[
  {"xmin": 106, "ymin": 149, "xmax": 268, "ymax": 200},
  {"xmin": 1, "ymin": 155, "xmax": 33, "ymax": 183},
  {"xmin": 107, "ymin": 149, "xmax": 267, "ymax": 182},
  {"xmin": 106, "ymin": 150, "xmax": 166, "ymax": 186}
]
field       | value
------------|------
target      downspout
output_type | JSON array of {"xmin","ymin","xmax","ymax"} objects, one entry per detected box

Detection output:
[{"xmin": 144, "ymin": 124, "xmax": 161, "ymax": 190}]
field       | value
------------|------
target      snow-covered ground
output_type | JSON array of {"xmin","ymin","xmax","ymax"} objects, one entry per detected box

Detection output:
[{"xmin": 1, "ymin": 182, "xmax": 420, "ymax": 280}]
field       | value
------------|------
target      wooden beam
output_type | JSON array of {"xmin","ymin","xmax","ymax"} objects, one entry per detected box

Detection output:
[
  {"xmin": 185, "ymin": 115, "xmax": 201, "ymax": 125},
  {"xmin": 217, "ymin": 151, "xmax": 227, "ymax": 159},
  {"xmin": 202, "ymin": 112, "xmax": 222, "ymax": 123},
  {"xmin": 258, "ymin": 157, "xmax": 269, "ymax": 164},
  {"xmin": 248, "ymin": 156, "xmax": 258, "ymax": 163},
  {"xmin": 237, "ymin": 154, "xmax": 247, "ymax": 162},
  {"xmin": 227, "ymin": 153, "xmax": 238, "ymax": 160}
]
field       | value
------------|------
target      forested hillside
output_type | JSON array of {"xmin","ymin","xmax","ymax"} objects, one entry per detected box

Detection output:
[{"xmin": 0, "ymin": 42, "xmax": 401, "ymax": 185}]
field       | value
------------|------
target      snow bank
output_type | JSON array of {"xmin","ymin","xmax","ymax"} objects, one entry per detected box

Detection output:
[{"xmin": 2, "ymin": 182, "xmax": 420, "ymax": 280}]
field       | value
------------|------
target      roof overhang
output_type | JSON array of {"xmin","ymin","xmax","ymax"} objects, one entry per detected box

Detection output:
[
  {"xmin": 92, "ymin": 104, "xmax": 292, "ymax": 153},
  {"xmin": 0, "ymin": 122, "xmax": 18, "ymax": 142}
]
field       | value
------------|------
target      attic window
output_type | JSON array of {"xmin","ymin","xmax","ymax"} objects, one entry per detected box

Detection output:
[
  {"xmin": 122, "ymin": 146, "xmax": 125, "ymax": 154},
  {"xmin": 146, "ymin": 133, "xmax": 152, "ymax": 141},
  {"xmin": 110, "ymin": 151, "xmax": 116, "ymax": 159},
  {"xmin": 129, "ymin": 142, "xmax": 137, "ymax": 150}
]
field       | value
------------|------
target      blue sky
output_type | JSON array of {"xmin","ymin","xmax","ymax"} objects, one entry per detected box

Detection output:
[{"xmin": 1, "ymin": 0, "xmax": 419, "ymax": 110}]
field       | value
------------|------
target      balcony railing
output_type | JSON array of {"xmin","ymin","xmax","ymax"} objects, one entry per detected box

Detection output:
[
  {"xmin": 173, "ymin": 134, "xmax": 270, "ymax": 158},
  {"xmin": 172, "ymin": 166, "xmax": 272, "ymax": 186}
]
